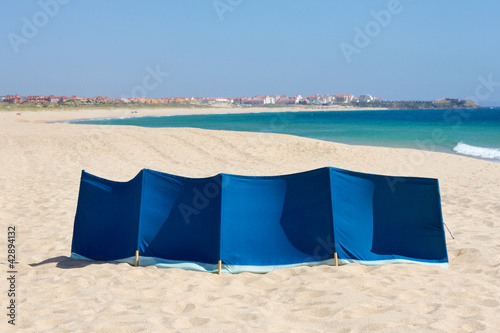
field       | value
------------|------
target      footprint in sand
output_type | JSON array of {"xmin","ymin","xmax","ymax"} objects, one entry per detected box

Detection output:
[
  {"xmin": 189, "ymin": 316, "xmax": 210, "ymax": 326},
  {"xmin": 479, "ymin": 298, "xmax": 498, "ymax": 307},
  {"xmin": 449, "ymin": 248, "xmax": 481, "ymax": 263},
  {"xmin": 413, "ymin": 303, "xmax": 441, "ymax": 315},
  {"xmin": 182, "ymin": 303, "xmax": 196, "ymax": 313},
  {"xmin": 238, "ymin": 308, "xmax": 267, "ymax": 329}
]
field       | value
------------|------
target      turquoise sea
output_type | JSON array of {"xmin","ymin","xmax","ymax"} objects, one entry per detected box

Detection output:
[{"xmin": 70, "ymin": 108, "xmax": 500, "ymax": 162}]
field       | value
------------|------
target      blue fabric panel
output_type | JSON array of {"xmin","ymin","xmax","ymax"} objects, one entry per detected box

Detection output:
[
  {"xmin": 138, "ymin": 170, "xmax": 221, "ymax": 264},
  {"xmin": 330, "ymin": 168, "xmax": 448, "ymax": 264},
  {"xmin": 71, "ymin": 170, "xmax": 142, "ymax": 261},
  {"xmin": 330, "ymin": 169, "xmax": 376, "ymax": 260},
  {"xmin": 221, "ymin": 168, "xmax": 334, "ymax": 266}
]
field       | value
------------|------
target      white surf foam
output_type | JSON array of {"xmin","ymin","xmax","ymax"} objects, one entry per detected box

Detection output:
[{"xmin": 453, "ymin": 142, "xmax": 500, "ymax": 160}]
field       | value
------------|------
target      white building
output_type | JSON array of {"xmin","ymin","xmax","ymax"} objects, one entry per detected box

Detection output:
[
  {"xmin": 358, "ymin": 95, "xmax": 374, "ymax": 103},
  {"xmin": 307, "ymin": 94, "xmax": 323, "ymax": 104},
  {"xmin": 307, "ymin": 94, "xmax": 337, "ymax": 105},
  {"xmin": 333, "ymin": 94, "xmax": 354, "ymax": 103},
  {"xmin": 260, "ymin": 95, "xmax": 277, "ymax": 104}
]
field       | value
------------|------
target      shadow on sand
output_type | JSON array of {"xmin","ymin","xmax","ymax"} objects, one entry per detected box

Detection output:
[{"xmin": 29, "ymin": 256, "xmax": 123, "ymax": 269}]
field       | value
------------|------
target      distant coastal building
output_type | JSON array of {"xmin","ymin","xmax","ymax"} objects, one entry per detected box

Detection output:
[
  {"xmin": 358, "ymin": 95, "xmax": 374, "ymax": 103},
  {"xmin": 231, "ymin": 97, "xmax": 251, "ymax": 104},
  {"xmin": 200, "ymin": 97, "xmax": 215, "ymax": 104},
  {"xmin": 307, "ymin": 94, "xmax": 343, "ymax": 105},
  {"xmin": 232, "ymin": 95, "xmax": 277, "ymax": 105},
  {"xmin": 160, "ymin": 97, "xmax": 171, "ymax": 103},
  {"xmin": 47, "ymin": 95, "xmax": 61, "ymax": 103},
  {"xmin": 307, "ymin": 94, "xmax": 322, "ymax": 104},
  {"xmin": 253, "ymin": 95, "xmax": 276, "ymax": 104},
  {"xmin": 201, "ymin": 97, "xmax": 229, "ymax": 104},
  {"xmin": 353, "ymin": 95, "xmax": 385, "ymax": 103},
  {"xmin": 5, "ymin": 95, "xmax": 23, "ymax": 103},
  {"xmin": 24, "ymin": 95, "xmax": 63, "ymax": 103},
  {"xmin": 276, "ymin": 94, "xmax": 304, "ymax": 105},
  {"xmin": 244, "ymin": 98, "xmax": 265, "ymax": 105},
  {"xmin": 334, "ymin": 94, "xmax": 354, "ymax": 103},
  {"xmin": 2, "ymin": 92, "xmax": 384, "ymax": 106},
  {"xmin": 26, "ymin": 95, "xmax": 47, "ymax": 102},
  {"xmin": 68, "ymin": 95, "xmax": 86, "ymax": 102},
  {"xmin": 94, "ymin": 96, "xmax": 112, "ymax": 103},
  {"xmin": 275, "ymin": 98, "xmax": 295, "ymax": 105}
]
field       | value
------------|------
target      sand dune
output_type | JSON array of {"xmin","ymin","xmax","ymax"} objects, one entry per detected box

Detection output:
[{"xmin": 1, "ymin": 109, "xmax": 499, "ymax": 332}]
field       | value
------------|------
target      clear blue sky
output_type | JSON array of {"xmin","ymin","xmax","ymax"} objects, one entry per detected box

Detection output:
[{"xmin": 1, "ymin": 0, "xmax": 499, "ymax": 104}]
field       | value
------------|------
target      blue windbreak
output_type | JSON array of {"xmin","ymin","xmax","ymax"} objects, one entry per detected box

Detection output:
[{"xmin": 71, "ymin": 167, "xmax": 448, "ymax": 271}]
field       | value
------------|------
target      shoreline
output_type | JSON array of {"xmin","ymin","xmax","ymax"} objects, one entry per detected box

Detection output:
[
  {"xmin": 1, "ymin": 104, "xmax": 491, "ymax": 125},
  {"xmin": 3, "ymin": 105, "xmax": 390, "ymax": 123}
]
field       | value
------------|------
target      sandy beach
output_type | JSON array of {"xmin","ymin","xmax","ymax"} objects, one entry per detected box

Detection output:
[{"xmin": 1, "ymin": 107, "xmax": 499, "ymax": 332}]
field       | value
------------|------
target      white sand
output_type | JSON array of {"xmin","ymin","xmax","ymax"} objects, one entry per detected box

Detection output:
[{"xmin": 1, "ymin": 107, "xmax": 499, "ymax": 332}]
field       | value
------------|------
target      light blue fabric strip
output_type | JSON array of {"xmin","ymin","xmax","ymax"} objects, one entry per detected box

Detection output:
[
  {"xmin": 338, "ymin": 258, "xmax": 449, "ymax": 269},
  {"xmin": 70, "ymin": 253, "xmax": 447, "ymax": 272},
  {"xmin": 70, "ymin": 253, "xmax": 136, "ymax": 265}
]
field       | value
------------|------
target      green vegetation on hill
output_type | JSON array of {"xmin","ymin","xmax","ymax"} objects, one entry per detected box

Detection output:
[{"xmin": 348, "ymin": 98, "xmax": 480, "ymax": 109}]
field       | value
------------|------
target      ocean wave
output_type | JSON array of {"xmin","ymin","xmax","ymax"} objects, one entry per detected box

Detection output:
[{"xmin": 453, "ymin": 142, "xmax": 500, "ymax": 159}]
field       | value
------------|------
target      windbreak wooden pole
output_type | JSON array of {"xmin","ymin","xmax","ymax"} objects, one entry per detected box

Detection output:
[
  {"xmin": 334, "ymin": 252, "xmax": 338, "ymax": 266},
  {"xmin": 218, "ymin": 260, "xmax": 222, "ymax": 275},
  {"xmin": 135, "ymin": 250, "xmax": 139, "ymax": 267}
]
